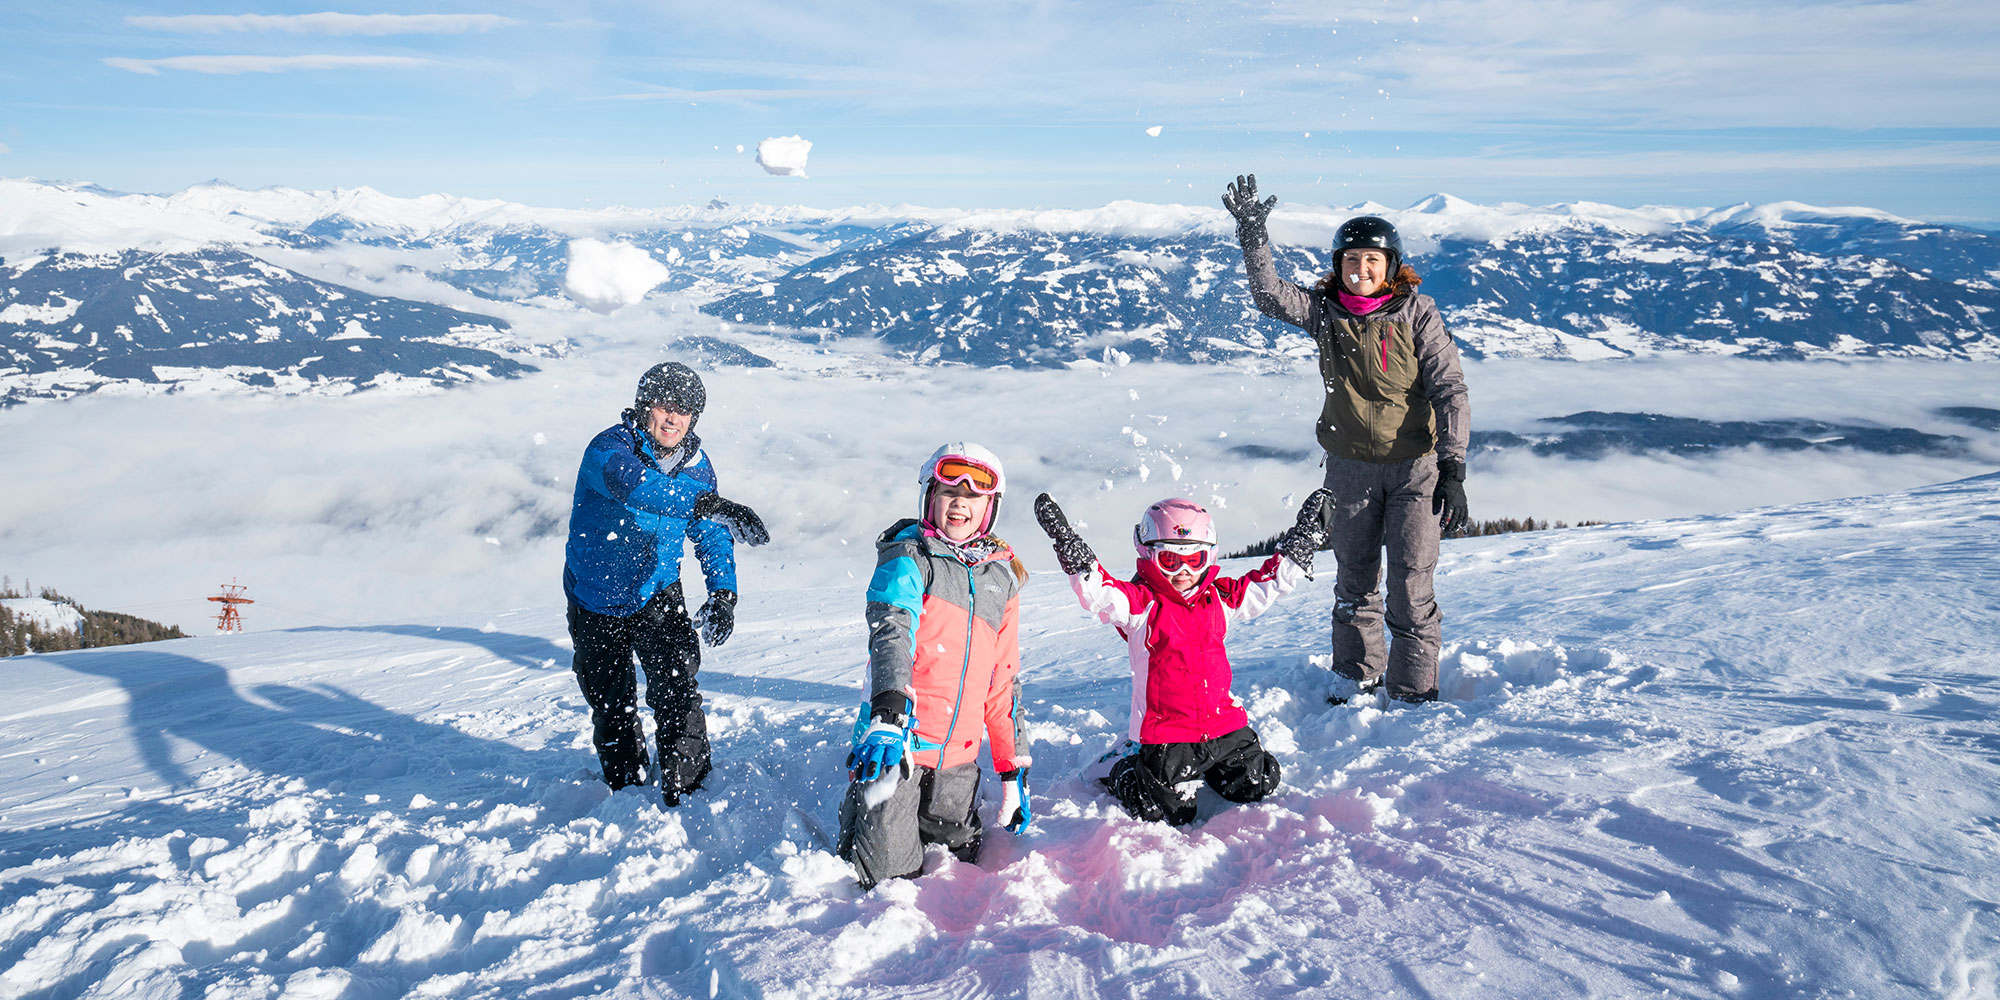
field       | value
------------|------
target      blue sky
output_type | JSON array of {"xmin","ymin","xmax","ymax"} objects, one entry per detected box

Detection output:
[{"xmin": 4, "ymin": 1, "xmax": 1998, "ymax": 222}]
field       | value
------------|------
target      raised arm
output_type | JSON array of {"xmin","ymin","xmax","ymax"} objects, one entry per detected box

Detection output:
[
  {"xmin": 1220, "ymin": 489, "xmax": 1330, "ymax": 624},
  {"xmin": 1225, "ymin": 174, "xmax": 1315, "ymax": 328},
  {"xmin": 1035, "ymin": 493, "xmax": 1150, "ymax": 630}
]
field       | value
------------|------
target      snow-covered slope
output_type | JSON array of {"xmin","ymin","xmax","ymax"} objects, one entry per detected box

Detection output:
[
  {"xmin": 4, "ymin": 475, "xmax": 1997, "ymax": 998},
  {"xmin": 0, "ymin": 598, "xmax": 82, "ymax": 635}
]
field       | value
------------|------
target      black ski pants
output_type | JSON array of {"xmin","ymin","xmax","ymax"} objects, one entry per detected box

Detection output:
[
  {"xmin": 567, "ymin": 582, "xmax": 709, "ymax": 799},
  {"xmin": 1107, "ymin": 726, "xmax": 1280, "ymax": 827}
]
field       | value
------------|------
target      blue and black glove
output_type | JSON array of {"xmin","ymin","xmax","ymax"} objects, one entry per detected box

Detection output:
[
  {"xmin": 996, "ymin": 767, "xmax": 1032, "ymax": 834},
  {"xmin": 848, "ymin": 721, "xmax": 909, "ymax": 783},
  {"xmin": 848, "ymin": 693, "xmax": 915, "ymax": 784}
]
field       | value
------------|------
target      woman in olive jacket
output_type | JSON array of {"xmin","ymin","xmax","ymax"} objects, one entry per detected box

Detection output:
[{"xmin": 1223, "ymin": 174, "xmax": 1471, "ymax": 703}]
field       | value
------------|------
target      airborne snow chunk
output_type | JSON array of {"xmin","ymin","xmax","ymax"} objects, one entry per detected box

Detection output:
[{"xmin": 755, "ymin": 136, "xmax": 812, "ymax": 178}]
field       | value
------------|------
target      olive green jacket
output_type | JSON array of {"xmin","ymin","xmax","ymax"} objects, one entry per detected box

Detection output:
[{"xmin": 1240, "ymin": 237, "xmax": 1470, "ymax": 464}]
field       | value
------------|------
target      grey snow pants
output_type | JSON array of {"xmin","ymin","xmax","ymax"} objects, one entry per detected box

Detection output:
[
  {"xmin": 837, "ymin": 760, "xmax": 983, "ymax": 888},
  {"xmin": 1322, "ymin": 453, "xmax": 1443, "ymax": 700}
]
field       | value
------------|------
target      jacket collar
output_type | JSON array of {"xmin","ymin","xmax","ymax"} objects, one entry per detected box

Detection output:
[
  {"xmin": 622, "ymin": 411, "xmax": 701, "ymax": 476},
  {"xmin": 883, "ymin": 518, "xmax": 1016, "ymax": 568}
]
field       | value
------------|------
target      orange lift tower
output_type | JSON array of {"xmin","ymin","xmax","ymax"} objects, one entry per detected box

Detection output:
[{"xmin": 208, "ymin": 581, "xmax": 253, "ymax": 632}]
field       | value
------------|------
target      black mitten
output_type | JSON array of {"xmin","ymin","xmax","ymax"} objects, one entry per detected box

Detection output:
[
  {"xmin": 1034, "ymin": 493, "xmax": 1098, "ymax": 575},
  {"xmin": 1277, "ymin": 488, "xmax": 1333, "ymax": 572}
]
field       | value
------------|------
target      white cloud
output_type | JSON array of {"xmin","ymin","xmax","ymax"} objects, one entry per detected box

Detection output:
[
  {"xmin": 125, "ymin": 13, "xmax": 516, "ymax": 35},
  {"xmin": 756, "ymin": 136, "xmax": 812, "ymax": 178},
  {"xmin": 561, "ymin": 239, "xmax": 670, "ymax": 312},
  {"xmin": 104, "ymin": 55, "xmax": 432, "ymax": 76}
]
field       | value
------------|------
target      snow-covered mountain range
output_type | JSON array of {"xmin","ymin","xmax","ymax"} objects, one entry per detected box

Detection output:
[
  {"xmin": 707, "ymin": 198, "xmax": 2000, "ymax": 366},
  {"xmin": 4, "ymin": 179, "xmax": 1998, "ymax": 406},
  {"xmin": 0, "ymin": 247, "xmax": 542, "ymax": 403}
]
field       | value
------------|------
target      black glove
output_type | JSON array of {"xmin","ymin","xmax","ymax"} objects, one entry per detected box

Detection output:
[
  {"xmin": 1277, "ymin": 488, "xmax": 1334, "ymax": 573},
  {"xmin": 691, "ymin": 492, "xmax": 770, "ymax": 546},
  {"xmin": 1034, "ymin": 493, "xmax": 1097, "ymax": 575},
  {"xmin": 696, "ymin": 589, "xmax": 736, "ymax": 646},
  {"xmin": 1434, "ymin": 458, "xmax": 1470, "ymax": 537},
  {"xmin": 1222, "ymin": 173, "xmax": 1277, "ymax": 247}
]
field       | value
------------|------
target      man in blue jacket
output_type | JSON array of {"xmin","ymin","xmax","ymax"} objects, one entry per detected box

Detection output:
[{"xmin": 564, "ymin": 361, "xmax": 769, "ymax": 805}]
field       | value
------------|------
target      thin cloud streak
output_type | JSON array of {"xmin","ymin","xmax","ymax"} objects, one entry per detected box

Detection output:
[
  {"xmin": 1368, "ymin": 142, "xmax": 2000, "ymax": 182},
  {"xmin": 125, "ymin": 13, "xmax": 516, "ymax": 35},
  {"xmin": 104, "ymin": 55, "xmax": 435, "ymax": 76},
  {"xmin": 595, "ymin": 87, "xmax": 881, "ymax": 103}
]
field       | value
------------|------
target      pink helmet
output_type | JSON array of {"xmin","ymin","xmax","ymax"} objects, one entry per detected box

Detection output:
[{"xmin": 1132, "ymin": 497, "xmax": 1216, "ymax": 558}]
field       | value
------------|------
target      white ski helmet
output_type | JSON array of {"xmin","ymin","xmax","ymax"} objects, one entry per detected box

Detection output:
[
  {"xmin": 918, "ymin": 442, "xmax": 1006, "ymax": 533},
  {"xmin": 1132, "ymin": 497, "xmax": 1217, "ymax": 558}
]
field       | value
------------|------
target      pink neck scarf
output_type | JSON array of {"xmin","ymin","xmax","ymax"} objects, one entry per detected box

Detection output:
[{"xmin": 1337, "ymin": 288, "xmax": 1393, "ymax": 315}]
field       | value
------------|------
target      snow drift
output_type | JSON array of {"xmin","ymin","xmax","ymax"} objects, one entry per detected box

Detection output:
[{"xmin": 3, "ymin": 474, "xmax": 1997, "ymax": 998}]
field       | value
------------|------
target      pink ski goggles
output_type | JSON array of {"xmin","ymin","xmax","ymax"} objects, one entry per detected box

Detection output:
[{"xmin": 1150, "ymin": 546, "xmax": 1211, "ymax": 573}]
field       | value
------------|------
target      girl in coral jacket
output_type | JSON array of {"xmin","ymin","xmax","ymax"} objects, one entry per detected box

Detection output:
[
  {"xmin": 1034, "ymin": 489, "xmax": 1331, "ymax": 826},
  {"xmin": 837, "ymin": 443, "xmax": 1031, "ymax": 889}
]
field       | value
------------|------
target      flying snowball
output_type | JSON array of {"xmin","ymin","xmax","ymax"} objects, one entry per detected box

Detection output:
[
  {"xmin": 756, "ymin": 135, "xmax": 812, "ymax": 177},
  {"xmin": 562, "ymin": 239, "xmax": 671, "ymax": 313},
  {"xmin": 1146, "ymin": 125, "xmax": 1163, "ymax": 137}
]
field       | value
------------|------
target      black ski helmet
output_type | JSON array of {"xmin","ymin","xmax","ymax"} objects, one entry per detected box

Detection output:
[
  {"xmin": 1333, "ymin": 216, "xmax": 1403, "ymax": 275},
  {"xmin": 634, "ymin": 361, "xmax": 706, "ymax": 417}
]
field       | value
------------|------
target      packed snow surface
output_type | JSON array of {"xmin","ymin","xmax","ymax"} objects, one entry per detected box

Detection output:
[{"xmin": 4, "ymin": 475, "xmax": 1998, "ymax": 998}]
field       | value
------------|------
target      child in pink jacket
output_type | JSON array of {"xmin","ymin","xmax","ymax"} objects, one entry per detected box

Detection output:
[{"xmin": 1034, "ymin": 490, "xmax": 1330, "ymax": 826}]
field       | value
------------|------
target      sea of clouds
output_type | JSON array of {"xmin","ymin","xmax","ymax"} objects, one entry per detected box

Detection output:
[{"xmin": 3, "ymin": 290, "xmax": 1995, "ymax": 635}]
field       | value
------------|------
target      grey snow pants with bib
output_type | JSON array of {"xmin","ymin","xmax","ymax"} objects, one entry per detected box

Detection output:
[
  {"xmin": 837, "ymin": 760, "xmax": 983, "ymax": 888},
  {"xmin": 1323, "ymin": 453, "xmax": 1443, "ymax": 700}
]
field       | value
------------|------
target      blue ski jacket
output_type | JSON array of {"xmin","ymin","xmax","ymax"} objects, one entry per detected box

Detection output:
[{"xmin": 563, "ymin": 414, "xmax": 736, "ymax": 616}]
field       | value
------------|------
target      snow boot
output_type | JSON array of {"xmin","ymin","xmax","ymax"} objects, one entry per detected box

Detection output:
[{"xmin": 1327, "ymin": 669, "xmax": 1382, "ymax": 705}]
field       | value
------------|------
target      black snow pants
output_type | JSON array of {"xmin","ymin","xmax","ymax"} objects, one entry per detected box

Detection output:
[
  {"xmin": 1106, "ymin": 726, "xmax": 1281, "ymax": 827},
  {"xmin": 567, "ymin": 581, "xmax": 710, "ymax": 802}
]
